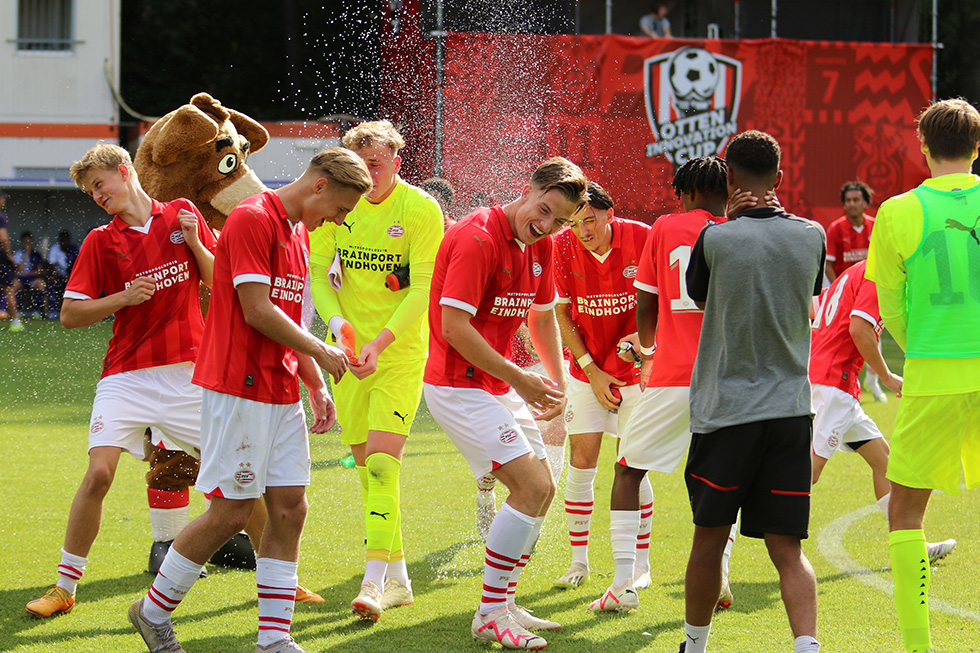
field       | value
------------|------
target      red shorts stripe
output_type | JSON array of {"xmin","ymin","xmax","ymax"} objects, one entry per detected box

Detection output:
[
  {"xmin": 770, "ymin": 489, "xmax": 810, "ymax": 496},
  {"xmin": 689, "ymin": 473, "xmax": 739, "ymax": 492}
]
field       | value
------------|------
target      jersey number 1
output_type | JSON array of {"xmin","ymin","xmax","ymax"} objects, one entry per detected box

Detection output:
[{"xmin": 669, "ymin": 246, "xmax": 701, "ymax": 312}]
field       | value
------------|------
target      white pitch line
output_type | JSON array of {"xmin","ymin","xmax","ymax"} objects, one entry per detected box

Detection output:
[{"xmin": 816, "ymin": 503, "xmax": 980, "ymax": 621}]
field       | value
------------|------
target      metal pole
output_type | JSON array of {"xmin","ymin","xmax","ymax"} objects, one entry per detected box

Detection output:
[
  {"xmin": 433, "ymin": 0, "xmax": 446, "ymax": 177},
  {"xmin": 771, "ymin": 0, "xmax": 777, "ymax": 38},
  {"xmin": 606, "ymin": 0, "xmax": 612, "ymax": 34},
  {"xmin": 931, "ymin": 0, "xmax": 938, "ymax": 101},
  {"xmin": 734, "ymin": 0, "xmax": 740, "ymax": 39}
]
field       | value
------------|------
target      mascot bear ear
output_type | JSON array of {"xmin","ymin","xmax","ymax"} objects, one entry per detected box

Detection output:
[
  {"xmin": 228, "ymin": 108, "xmax": 270, "ymax": 154},
  {"xmin": 151, "ymin": 106, "xmax": 220, "ymax": 166}
]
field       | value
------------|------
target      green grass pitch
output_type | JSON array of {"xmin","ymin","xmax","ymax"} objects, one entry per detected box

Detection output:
[{"xmin": 1, "ymin": 321, "xmax": 978, "ymax": 652}]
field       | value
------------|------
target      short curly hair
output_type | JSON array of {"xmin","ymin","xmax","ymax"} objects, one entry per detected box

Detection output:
[
  {"xmin": 724, "ymin": 131, "xmax": 780, "ymax": 181},
  {"xmin": 342, "ymin": 120, "xmax": 405, "ymax": 154}
]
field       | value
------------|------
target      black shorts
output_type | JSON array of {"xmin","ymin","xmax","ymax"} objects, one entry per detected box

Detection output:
[
  {"xmin": 0, "ymin": 255, "xmax": 13, "ymax": 287},
  {"xmin": 685, "ymin": 415, "xmax": 813, "ymax": 539}
]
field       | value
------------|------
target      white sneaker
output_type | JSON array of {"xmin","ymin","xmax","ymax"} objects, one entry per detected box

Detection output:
[
  {"xmin": 927, "ymin": 538, "xmax": 956, "ymax": 564},
  {"xmin": 633, "ymin": 567, "xmax": 651, "ymax": 590},
  {"xmin": 255, "ymin": 634, "xmax": 307, "ymax": 653},
  {"xmin": 471, "ymin": 606, "xmax": 548, "ymax": 649},
  {"xmin": 553, "ymin": 561, "xmax": 590, "ymax": 588},
  {"xmin": 588, "ymin": 582, "xmax": 639, "ymax": 612},
  {"xmin": 716, "ymin": 574, "xmax": 733, "ymax": 609},
  {"xmin": 351, "ymin": 581, "xmax": 383, "ymax": 621},
  {"xmin": 510, "ymin": 604, "xmax": 561, "ymax": 631},
  {"xmin": 477, "ymin": 486, "xmax": 497, "ymax": 542},
  {"xmin": 380, "ymin": 578, "xmax": 414, "ymax": 610}
]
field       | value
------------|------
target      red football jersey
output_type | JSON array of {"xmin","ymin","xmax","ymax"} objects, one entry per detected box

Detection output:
[
  {"xmin": 826, "ymin": 215, "xmax": 874, "ymax": 279},
  {"xmin": 809, "ymin": 260, "xmax": 882, "ymax": 399},
  {"xmin": 553, "ymin": 217, "xmax": 649, "ymax": 384},
  {"xmin": 425, "ymin": 206, "xmax": 558, "ymax": 394},
  {"xmin": 633, "ymin": 209, "xmax": 725, "ymax": 387},
  {"xmin": 193, "ymin": 191, "xmax": 310, "ymax": 404},
  {"xmin": 65, "ymin": 199, "xmax": 216, "ymax": 378}
]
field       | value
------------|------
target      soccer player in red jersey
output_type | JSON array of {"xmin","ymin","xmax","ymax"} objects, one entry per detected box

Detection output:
[
  {"xmin": 587, "ymin": 157, "xmax": 735, "ymax": 614},
  {"xmin": 424, "ymin": 157, "xmax": 587, "ymax": 649},
  {"xmin": 26, "ymin": 143, "xmax": 217, "ymax": 620},
  {"xmin": 548, "ymin": 182, "xmax": 655, "ymax": 593},
  {"xmin": 825, "ymin": 180, "xmax": 889, "ymax": 402},
  {"xmin": 809, "ymin": 261, "xmax": 955, "ymax": 561},
  {"xmin": 127, "ymin": 148, "xmax": 368, "ymax": 653},
  {"xmin": 825, "ymin": 180, "xmax": 875, "ymax": 283}
]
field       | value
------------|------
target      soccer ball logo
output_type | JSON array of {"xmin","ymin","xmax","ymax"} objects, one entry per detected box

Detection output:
[{"xmin": 668, "ymin": 48, "xmax": 720, "ymax": 110}]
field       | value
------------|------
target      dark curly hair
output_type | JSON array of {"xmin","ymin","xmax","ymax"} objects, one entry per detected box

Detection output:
[
  {"xmin": 725, "ymin": 131, "xmax": 781, "ymax": 180},
  {"xmin": 839, "ymin": 180, "xmax": 873, "ymax": 204}
]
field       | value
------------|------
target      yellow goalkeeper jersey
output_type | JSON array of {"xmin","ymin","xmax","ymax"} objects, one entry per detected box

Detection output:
[{"xmin": 309, "ymin": 179, "xmax": 443, "ymax": 362}]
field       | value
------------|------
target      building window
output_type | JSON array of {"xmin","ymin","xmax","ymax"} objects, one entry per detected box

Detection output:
[{"xmin": 17, "ymin": 0, "xmax": 73, "ymax": 52}]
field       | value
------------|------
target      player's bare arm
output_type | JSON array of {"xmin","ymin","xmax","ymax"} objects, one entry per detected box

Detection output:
[
  {"xmin": 848, "ymin": 316, "xmax": 903, "ymax": 395},
  {"xmin": 236, "ymin": 281, "xmax": 348, "ymax": 383},
  {"xmin": 60, "ymin": 276, "xmax": 156, "ymax": 329},
  {"xmin": 556, "ymin": 301, "xmax": 621, "ymax": 411},
  {"xmin": 296, "ymin": 352, "xmax": 337, "ymax": 433},
  {"xmin": 177, "ymin": 208, "xmax": 215, "ymax": 286},
  {"xmin": 635, "ymin": 288, "xmax": 660, "ymax": 390},
  {"xmin": 527, "ymin": 305, "xmax": 568, "ymax": 420},
  {"xmin": 441, "ymin": 304, "xmax": 563, "ymax": 415}
]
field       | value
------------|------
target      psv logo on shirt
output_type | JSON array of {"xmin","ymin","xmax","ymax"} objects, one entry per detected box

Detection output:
[
  {"xmin": 532, "ymin": 261, "xmax": 543, "ymax": 277},
  {"xmin": 170, "ymin": 229, "xmax": 185, "ymax": 245}
]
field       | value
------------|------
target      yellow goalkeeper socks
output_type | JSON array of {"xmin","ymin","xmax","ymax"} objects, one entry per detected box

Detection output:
[{"xmin": 889, "ymin": 528, "xmax": 932, "ymax": 652}]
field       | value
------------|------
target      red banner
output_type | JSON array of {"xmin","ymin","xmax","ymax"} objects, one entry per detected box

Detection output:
[{"xmin": 387, "ymin": 30, "xmax": 933, "ymax": 228}]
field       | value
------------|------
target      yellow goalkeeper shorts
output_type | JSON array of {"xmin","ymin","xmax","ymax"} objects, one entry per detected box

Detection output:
[
  {"xmin": 886, "ymin": 390, "xmax": 980, "ymax": 496},
  {"xmin": 332, "ymin": 358, "xmax": 425, "ymax": 444}
]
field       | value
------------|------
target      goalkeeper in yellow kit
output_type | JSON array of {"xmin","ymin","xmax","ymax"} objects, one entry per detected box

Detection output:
[
  {"xmin": 867, "ymin": 98, "xmax": 980, "ymax": 653},
  {"xmin": 309, "ymin": 120, "xmax": 444, "ymax": 621}
]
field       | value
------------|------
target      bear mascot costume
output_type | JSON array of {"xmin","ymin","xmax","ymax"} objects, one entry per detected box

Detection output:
[{"xmin": 134, "ymin": 93, "xmax": 321, "ymax": 602}]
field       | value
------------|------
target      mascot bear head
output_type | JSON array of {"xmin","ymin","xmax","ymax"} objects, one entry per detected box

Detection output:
[{"xmin": 135, "ymin": 93, "xmax": 269, "ymax": 230}]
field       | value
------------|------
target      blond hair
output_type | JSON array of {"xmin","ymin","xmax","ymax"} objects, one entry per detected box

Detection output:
[
  {"xmin": 308, "ymin": 147, "xmax": 373, "ymax": 194},
  {"xmin": 341, "ymin": 120, "xmax": 405, "ymax": 154},
  {"xmin": 69, "ymin": 142, "xmax": 133, "ymax": 189},
  {"xmin": 917, "ymin": 98, "xmax": 980, "ymax": 162},
  {"xmin": 529, "ymin": 157, "xmax": 589, "ymax": 208}
]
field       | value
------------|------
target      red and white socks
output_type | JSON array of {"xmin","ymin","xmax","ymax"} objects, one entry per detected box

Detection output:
[
  {"xmin": 143, "ymin": 547, "xmax": 201, "ymax": 625},
  {"xmin": 148, "ymin": 488, "xmax": 190, "ymax": 542},
  {"xmin": 480, "ymin": 503, "xmax": 536, "ymax": 616},
  {"xmin": 564, "ymin": 466, "xmax": 597, "ymax": 567},
  {"xmin": 56, "ymin": 549, "xmax": 87, "ymax": 595},
  {"xmin": 256, "ymin": 558, "xmax": 299, "ymax": 647},
  {"xmin": 635, "ymin": 476, "xmax": 654, "ymax": 575}
]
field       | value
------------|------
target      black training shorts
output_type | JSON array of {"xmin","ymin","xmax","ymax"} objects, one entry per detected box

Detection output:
[{"xmin": 685, "ymin": 415, "xmax": 813, "ymax": 539}]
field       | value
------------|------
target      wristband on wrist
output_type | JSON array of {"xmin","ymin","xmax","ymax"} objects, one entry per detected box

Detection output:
[
  {"xmin": 576, "ymin": 353, "xmax": 594, "ymax": 369},
  {"xmin": 640, "ymin": 345, "xmax": 656, "ymax": 357}
]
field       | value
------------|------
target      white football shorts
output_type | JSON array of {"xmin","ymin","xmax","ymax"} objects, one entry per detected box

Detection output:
[
  {"xmin": 617, "ymin": 385, "xmax": 692, "ymax": 473},
  {"xmin": 88, "ymin": 362, "xmax": 201, "ymax": 460},
  {"xmin": 195, "ymin": 389, "xmax": 310, "ymax": 499},
  {"xmin": 424, "ymin": 383, "xmax": 546, "ymax": 479},
  {"xmin": 564, "ymin": 374, "xmax": 641, "ymax": 436},
  {"xmin": 811, "ymin": 383, "xmax": 882, "ymax": 460}
]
